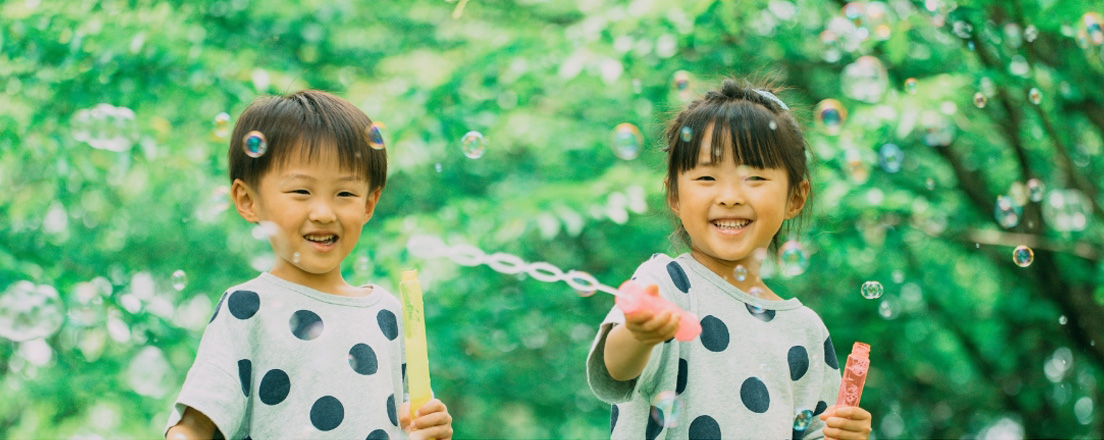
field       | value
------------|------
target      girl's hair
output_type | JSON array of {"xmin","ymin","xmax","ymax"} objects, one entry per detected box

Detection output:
[
  {"xmin": 663, "ymin": 77, "xmax": 812, "ymax": 249},
  {"xmin": 228, "ymin": 90, "xmax": 387, "ymax": 191}
]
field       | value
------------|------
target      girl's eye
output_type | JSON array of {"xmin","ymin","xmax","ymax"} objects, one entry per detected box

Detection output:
[{"xmin": 695, "ymin": 176, "xmax": 715, "ymax": 181}]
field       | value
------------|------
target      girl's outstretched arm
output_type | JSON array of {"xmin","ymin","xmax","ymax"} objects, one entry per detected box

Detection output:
[
  {"xmin": 603, "ymin": 284, "xmax": 681, "ymax": 381},
  {"xmin": 819, "ymin": 405, "xmax": 872, "ymax": 440}
]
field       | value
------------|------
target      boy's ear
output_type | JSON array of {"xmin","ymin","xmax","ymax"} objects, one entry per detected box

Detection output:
[
  {"xmin": 364, "ymin": 187, "xmax": 383, "ymax": 221},
  {"xmin": 785, "ymin": 179, "xmax": 810, "ymax": 219},
  {"xmin": 231, "ymin": 179, "xmax": 261, "ymax": 223}
]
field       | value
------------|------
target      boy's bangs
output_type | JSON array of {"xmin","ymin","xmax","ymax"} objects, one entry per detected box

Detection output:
[{"xmin": 277, "ymin": 130, "xmax": 374, "ymax": 182}]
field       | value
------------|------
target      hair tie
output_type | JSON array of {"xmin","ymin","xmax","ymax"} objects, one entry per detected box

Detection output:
[{"xmin": 754, "ymin": 89, "xmax": 789, "ymax": 110}]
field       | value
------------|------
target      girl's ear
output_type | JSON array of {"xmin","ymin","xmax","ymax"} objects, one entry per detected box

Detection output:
[
  {"xmin": 231, "ymin": 179, "xmax": 261, "ymax": 222},
  {"xmin": 665, "ymin": 177, "xmax": 680, "ymax": 215},
  {"xmin": 785, "ymin": 179, "xmax": 810, "ymax": 219}
]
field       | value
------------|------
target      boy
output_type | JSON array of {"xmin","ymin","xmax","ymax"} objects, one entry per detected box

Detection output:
[{"xmin": 166, "ymin": 90, "xmax": 453, "ymax": 439}]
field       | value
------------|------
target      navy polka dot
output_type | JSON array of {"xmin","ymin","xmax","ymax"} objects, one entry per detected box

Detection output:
[
  {"xmin": 289, "ymin": 309, "xmax": 324, "ymax": 340},
  {"xmin": 237, "ymin": 359, "xmax": 251, "ymax": 397},
  {"xmin": 378, "ymin": 310, "xmax": 399, "ymax": 341},
  {"xmin": 740, "ymin": 377, "xmax": 770, "ymax": 413},
  {"xmin": 824, "ymin": 336, "xmax": 839, "ymax": 370},
  {"xmin": 386, "ymin": 394, "xmax": 397, "ymax": 426},
  {"xmin": 792, "ymin": 428, "xmax": 802, "ymax": 440},
  {"xmin": 645, "ymin": 408, "xmax": 662, "ymax": 440},
  {"xmin": 666, "ymin": 261, "xmax": 691, "ymax": 293},
  {"xmin": 688, "ymin": 415, "xmax": 721, "ymax": 439},
  {"xmin": 258, "ymin": 369, "xmax": 290, "ymax": 405},
  {"xmin": 676, "ymin": 359, "xmax": 688, "ymax": 394},
  {"xmin": 402, "ymin": 363, "xmax": 407, "ymax": 382},
  {"xmin": 699, "ymin": 315, "xmax": 729, "ymax": 352},
  {"xmin": 788, "ymin": 346, "xmax": 810, "ymax": 381},
  {"xmin": 349, "ymin": 343, "xmax": 378, "ymax": 375},
  {"xmin": 228, "ymin": 290, "xmax": 260, "ymax": 319},
  {"xmin": 813, "ymin": 400, "xmax": 828, "ymax": 416},
  {"xmin": 366, "ymin": 429, "xmax": 389, "ymax": 440},
  {"xmin": 745, "ymin": 303, "xmax": 776, "ymax": 322},
  {"xmin": 610, "ymin": 404, "xmax": 619, "ymax": 433},
  {"xmin": 210, "ymin": 292, "xmax": 227, "ymax": 323},
  {"xmin": 310, "ymin": 395, "xmax": 344, "ymax": 431}
]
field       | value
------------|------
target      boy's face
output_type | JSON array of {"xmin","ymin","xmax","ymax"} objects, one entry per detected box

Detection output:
[{"xmin": 232, "ymin": 151, "xmax": 381, "ymax": 291}]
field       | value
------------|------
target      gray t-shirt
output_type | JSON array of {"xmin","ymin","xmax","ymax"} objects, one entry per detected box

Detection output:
[
  {"xmin": 587, "ymin": 254, "xmax": 842, "ymax": 439},
  {"xmin": 166, "ymin": 273, "xmax": 406, "ymax": 439}
]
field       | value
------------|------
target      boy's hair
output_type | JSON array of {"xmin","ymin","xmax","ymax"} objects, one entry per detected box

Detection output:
[
  {"xmin": 663, "ymin": 77, "xmax": 813, "ymax": 249},
  {"xmin": 228, "ymin": 90, "xmax": 387, "ymax": 191}
]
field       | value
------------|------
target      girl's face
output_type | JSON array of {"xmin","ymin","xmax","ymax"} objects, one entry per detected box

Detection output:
[{"xmin": 670, "ymin": 126, "xmax": 808, "ymax": 276}]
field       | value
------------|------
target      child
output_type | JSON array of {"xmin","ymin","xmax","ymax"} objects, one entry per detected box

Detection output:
[
  {"xmin": 165, "ymin": 90, "xmax": 453, "ymax": 440},
  {"xmin": 587, "ymin": 79, "xmax": 873, "ymax": 439}
]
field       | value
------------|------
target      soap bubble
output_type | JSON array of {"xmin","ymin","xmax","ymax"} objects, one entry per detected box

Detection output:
[
  {"xmin": 242, "ymin": 131, "xmax": 268, "ymax": 158},
  {"xmin": 672, "ymin": 70, "xmax": 692, "ymax": 101},
  {"xmin": 793, "ymin": 409, "xmax": 815, "ymax": 431},
  {"xmin": 1028, "ymin": 88, "xmax": 1042, "ymax": 105},
  {"xmin": 171, "ymin": 270, "xmax": 188, "ymax": 291},
  {"xmin": 733, "ymin": 265, "xmax": 748, "ymax": 282},
  {"xmin": 861, "ymin": 281, "xmax": 884, "ymax": 299},
  {"xmin": 650, "ymin": 391, "xmax": 683, "ymax": 428},
  {"xmin": 71, "ymin": 104, "xmax": 138, "ymax": 152},
  {"xmin": 768, "ymin": 120, "xmax": 778, "ymax": 130},
  {"xmin": 844, "ymin": 149, "xmax": 870, "ymax": 184},
  {"xmin": 293, "ymin": 252, "xmax": 301, "ymax": 264},
  {"xmin": 366, "ymin": 122, "xmax": 386, "ymax": 150},
  {"xmin": 0, "ymin": 281, "xmax": 65, "ymax": 342},
  {"xmin": 611, "ymin": 123, "xmax": 644, "ymax": 160},
  {"xmin": 1024, "ymin": 25, "xmax": 1038, "ymax": 42},
  {"xmin": 1077, "ymin": 13, "xmax": 1104, "ymax": 46},
  {"xmin": 920, "ymin": 112, "xmax": 956, "ymax": 147},
  {"xmin": 841, "ymin": 56, "xmax": 889, "ymax": 103},
  {"xmin": 904, "ymin": 78, "xmax": 918, "ymax": 95},
  {"xmin": 680, "ymin": 126, "xmax": 693, "ymax": 143},
  {"xmin": 1013, "ymin": 245, "xmax": 1034, "ymax": 267},
  {"xmin": 814, "ymin": 99, "xmax": 847, "ymax": 135},
  {"xmin": 195, "ymin": 186, "xmax": 231, "ymax": 223},
  {"xmin": 461, "ymin": 131, "xmax": 486, "ymax": 159},
  {"xmin": 994, "ymin": 195, "xmax": 1022, "ymax": 229},
  {"xmin": 1026, "ymin": 178, "xmax": 1045, "ymax": 202},
  {"xmin": 878, "ymin": 143, "xmax": 903, "ymax": 173},
  {"xmin": 1042, "ymin": 189, "xmax": 1091, "ymax": 232},
  {"xmin": 127, "ymin": 346, "xmax": 173, "ymax": 398},
  {"xmin": 1008, "ymin": 181, "xmax": 1028, "ymax": 207},
  {"xmin": 973, "ymin": 92, "xmax": 988, "ymax": 108},
  {"xmin": 778, "ymin": 241, "xmax": 810, "ymax": 277},
  {"xmin": 212, "ymin": 112, "xmax": 231, "ymax": 140}
]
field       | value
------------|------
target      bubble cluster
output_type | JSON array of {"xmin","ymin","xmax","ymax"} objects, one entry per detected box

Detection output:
[
  {"xmin": 366, "ymin": 122, "xmax": 386, "ymax": 150},
  {"xmin": 0, "ymin": 281, "xmax": 65, "ymax": 342},
  {"xmin": 733, "ymin": 265, "xmax": 748, "ymax": 282},
  {"xmin": 861, "ymin": 281, "xmax": 884, "ymax": 299},
  {"xmin": 71, "ymin": 104, "xmax": 138, "ymax": 152},
  {"xmin": 778, "ymin": 241, "xmax": 810, "ymax": 278},
  {"xmin": 1042, "ymin": 189, "xmax": 1091, "ymax": 232},
  {"xmin": 793, "ymin": 409, "xmax": 815, "ymax": 431},
  {"xmin": 878, "ymin": 143, "xmax": 904, "ymax": 173},
  {"xmin": 650, "ymin": 391, "xmax": 683, "ymax": 428},
  {"xmin": 611, "ymin": 123, "xmax": 644, "ymax": 160},
  {"xmin": 461, "ymin": 131, "xmax": 486, "ymax": 159},
  {"xmin": 1028, "ymin": 88, "xmax": 1042, "ymax": 105},
  {"xmin": 973, "ymin": 92, "xmax": 988, "ymax": 108},
  {"xmin": 904, "ymin": 78, "xmax": 918, "ymax": 95},
  {"xmin": 841, "ymin": 56, "xmax": 889, "ymax": 103},
  {"xmin": 171, "ymin": 270, "xmax": 188, "ymax": 291},
  {"xmin": 243, "ymin": 131, "xmax": 268, "ymax": 158},
  {"xmin": 994, "ymin": 195, "xmax": 1023, "ymax": 229},
  {"xmin": 814, "ymin": 99, "xmax": 847, "ymax": 135},
  {"xmin": 1013, "ymin": 245, "xmax": 1034, "ymax": 267}
]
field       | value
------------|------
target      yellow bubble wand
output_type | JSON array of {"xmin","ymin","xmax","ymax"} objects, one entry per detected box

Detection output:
[{"xmin": 400, "ymin": 269, "xmax": 433, "ymax": 423}]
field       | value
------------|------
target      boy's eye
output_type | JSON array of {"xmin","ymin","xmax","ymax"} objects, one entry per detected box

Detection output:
[
  {"xmin": 291, "ymin": 189, "xmax": 310, "ymax": 195},
  {"xmin": 339, "ymin": 191, "xmax": 357, "ymax": 197},
  {"xmin": 746, "ymin": 176, "xmax": 766, "ymax": 181}
]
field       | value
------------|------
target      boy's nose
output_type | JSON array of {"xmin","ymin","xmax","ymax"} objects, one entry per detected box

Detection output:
[{"xmin": 309, "ymin": 201, "xmax": 337, "ymax": 223}]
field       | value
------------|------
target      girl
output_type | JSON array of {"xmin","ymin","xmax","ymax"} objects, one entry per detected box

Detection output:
[{"xmin": 587, "ymin": 79, "xmax": 872, "ymax": 439}]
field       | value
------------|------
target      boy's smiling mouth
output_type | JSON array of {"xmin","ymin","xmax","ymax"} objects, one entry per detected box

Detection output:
[{"xmin": 304, "ymin": 233, "xmax": 338, "ymax": 246}]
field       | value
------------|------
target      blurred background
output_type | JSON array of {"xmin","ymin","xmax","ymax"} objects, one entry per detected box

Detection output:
[{"xmin": 1, "ymin": 0, "xmax": 1103, "ymax": 438}]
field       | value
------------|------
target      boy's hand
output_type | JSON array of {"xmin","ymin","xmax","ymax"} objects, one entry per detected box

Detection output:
[
  {"xmin": 400, "ymin": 399, "xmax": 453, "ymax": 440},
  {"xmin": 622, "ymin": 284, "xmax": 680, "ymax": 345},
  {"xmin": 819, "ymin": 405, "xmax": 872, "ymax": 440}
]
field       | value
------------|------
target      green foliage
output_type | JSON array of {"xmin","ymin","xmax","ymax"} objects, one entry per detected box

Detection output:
[{"xmin": 1, "ymin": 0, "xmax": 1103, "ymax": 438}]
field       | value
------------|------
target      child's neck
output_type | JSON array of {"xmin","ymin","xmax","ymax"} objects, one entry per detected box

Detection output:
[
  {"xmin": 269, "ymin": 265, "xmax": 369, "ymax": 297},
  {"xmin": 688, "ymin": 249, "xmax": 784, "ymax": 301}
]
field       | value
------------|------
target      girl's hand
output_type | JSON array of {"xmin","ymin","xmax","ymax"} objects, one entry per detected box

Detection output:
[
  {"xmin": 819, "ymin": 405, "xmax": 872, "ymax": 440},
  {"xmin": 622, "ymin": 284, "xmax": 680, "ymax": 345},
  {"xmin": 400, "ymin": 399, "xmax": 453, "ymax": 440}
]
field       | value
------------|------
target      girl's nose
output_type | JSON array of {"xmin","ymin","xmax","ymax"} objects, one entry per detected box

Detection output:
[{"xmin": 717, "ymin": 182, "xmax": 746, "ymax": 206}]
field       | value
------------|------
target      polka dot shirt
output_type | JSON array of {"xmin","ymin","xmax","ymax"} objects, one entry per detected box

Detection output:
[
  {"xmin": 587, "ymin": 254, "xmax": 842, "ymax": 439},
  {"xmin": 166, "ymin": 273, "xmax": 406, "ymax": 439}
]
